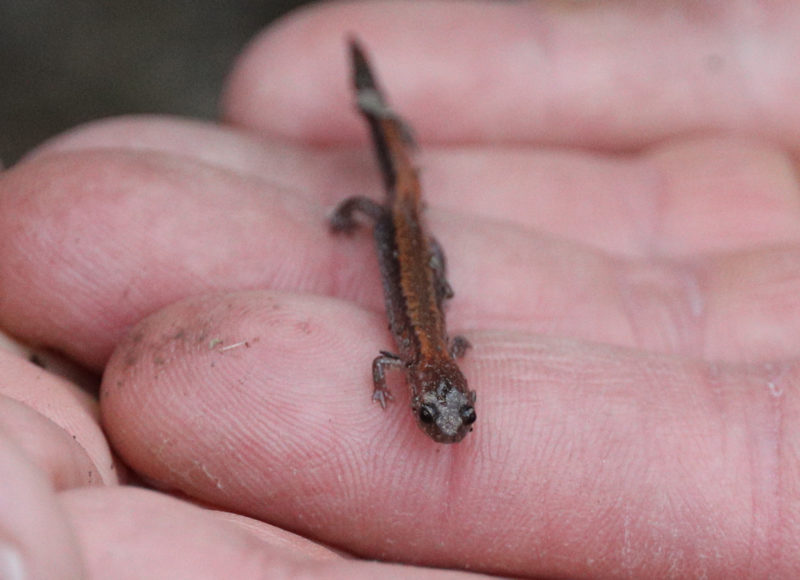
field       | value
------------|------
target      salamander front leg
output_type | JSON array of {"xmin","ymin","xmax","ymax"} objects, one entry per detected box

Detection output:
[
  {"xmin": 372, "ymin": 350, "xmax": 405, "ymax": 408},
  {"xmin": 329, "ymin": 196, "xmax": 386, "ymax": 233}
]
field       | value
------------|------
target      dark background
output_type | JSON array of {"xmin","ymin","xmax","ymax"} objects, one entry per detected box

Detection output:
[{"xmin": 1, "ymin": 0, "xmax": 314, "ymax": 164}]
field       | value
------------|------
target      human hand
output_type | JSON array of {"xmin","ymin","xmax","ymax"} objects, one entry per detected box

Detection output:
[{"xmin": 2, "ymin": 1, "xmax": 800, "ymax": 577}]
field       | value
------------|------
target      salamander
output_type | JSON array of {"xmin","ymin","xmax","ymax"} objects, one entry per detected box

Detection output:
[{"xmin": 330, "ymin": 39, "xmax": 476, "ymax": 443}]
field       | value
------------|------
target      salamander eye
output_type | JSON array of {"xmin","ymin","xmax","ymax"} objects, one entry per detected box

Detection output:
[
  {"xmin": 418, "ymin": 404, "xmax": 438, "ymax": 424},
  {"xmin": 460, "ymin": 406, "xmax": 476, "ymax": 425}
]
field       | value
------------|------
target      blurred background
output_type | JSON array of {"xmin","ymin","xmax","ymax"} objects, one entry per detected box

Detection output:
[{"xmin": 0, "ymin": 0, "xmax": 315, "ymax": 164}]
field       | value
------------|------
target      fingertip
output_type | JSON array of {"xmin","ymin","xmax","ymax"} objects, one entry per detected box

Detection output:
[
  {"xmin": 221, "ymin": 2, "xmax": 356, "ymax": 143},
  {"xmin": 0, "ymin": 348, "xmax": 117, "ymax": 487},
  {"xmin": 220, "ymin": 1, "xmax": 526, "ymax": 145},
  {"xmin": 100, "ymin": 290, "xmax": 384, "ymax": 500},
  {"xmin": 0, "ymin": 433, "xmax": 85, "ymax": 579}
]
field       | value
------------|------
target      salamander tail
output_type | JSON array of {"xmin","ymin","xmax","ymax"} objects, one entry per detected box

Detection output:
[
  {"xmin": 346, "ymin": 37, "xmax": 416, "ymax": 193},
  {"xmin": 349, "ymin": 37, "xmax": 381, "ymax": 95},
  {"xmin": 348, "ymin": 36, "xmax": 398, "ymax": 124}
]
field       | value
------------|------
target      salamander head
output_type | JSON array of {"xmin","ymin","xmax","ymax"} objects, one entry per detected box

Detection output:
[{"xmin": 412, "ymin": 361, "xmax": 476, "ymax": 443}]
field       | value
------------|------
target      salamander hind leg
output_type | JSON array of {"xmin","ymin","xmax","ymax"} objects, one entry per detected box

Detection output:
[
  {"xmin": 330, "ymin": 196, "xmax": 386, "ymax": 233},
  {"xmin": 449, "ymin": 335, "xmax": 471, "ymax": 359},
  {"xmin": 429, "ymin": 236, "xmax": 454, "ymax": 305},
  {"xmin": 371, "ymin": 351, "xmax": 405, "ymax": 408}
]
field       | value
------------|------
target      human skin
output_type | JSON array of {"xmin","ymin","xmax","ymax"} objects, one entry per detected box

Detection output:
[{"xmin": 1, "ymin": 1, "xmax": 800, "ymax": 577}]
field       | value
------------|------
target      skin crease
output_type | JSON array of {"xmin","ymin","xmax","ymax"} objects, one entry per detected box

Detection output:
[{"xmin": 1, "ymin": 0, "xmax": 800, "ymax": 577}]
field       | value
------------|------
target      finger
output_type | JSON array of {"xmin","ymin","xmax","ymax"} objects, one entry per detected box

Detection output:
[
  {"xmin": 28, "ymin": 118, "xmax": 800, "ymax": 258},
  {"xmin": 0, "ymin": 349, "xmax": 118, "ymax": 485},
  {"xmin": 223, "ymin": 1, "xmax": 800, "ymax": 150},
  {"xmin": 0, "ymin": 433, "xmax": 84, "ymax": 579},
  {"xmin": 100, "ymin": 290, "xmax": 800, "ymax": 578},
  {"xmin": 427, "ymin": 137, "xmax": 800, "ymax": 257},
  {"xmin": 0, "ymin": 396, "xmax": 100, "ymax": 490},
  {"xmin": 4, "ymin": 147, "xmax": 800, "ymax": 368},
  {"xmin": 0, "ymin": 149, "xmax": 330, "ymax": 368},
  {"xmin": 61, "ymin": 486, "xmax": 484, "ymax": 579}
]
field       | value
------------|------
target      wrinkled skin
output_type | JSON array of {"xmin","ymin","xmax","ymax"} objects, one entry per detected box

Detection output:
[{"xmin": 2, "ymin": 1, "xmax": 800, "ymax": 578}]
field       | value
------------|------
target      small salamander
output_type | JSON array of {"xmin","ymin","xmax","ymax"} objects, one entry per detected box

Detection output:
[{"xmin": 330, "ymin": 39, "xmax": 476, "ymax": 443}]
